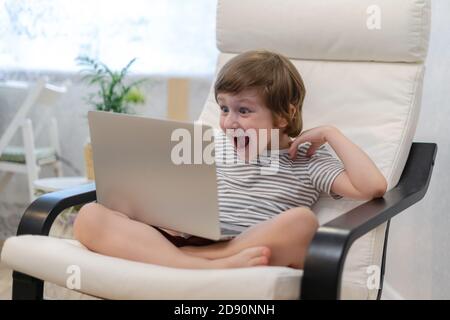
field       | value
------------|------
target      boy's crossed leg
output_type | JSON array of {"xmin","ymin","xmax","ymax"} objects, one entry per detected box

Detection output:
[
  {"xmin": 73, "ymin": 203, "xmax": 270, "ymax": 270},
  {"xmin": 180, "ymin": 207, "xmax": 319, "ymax": 269}
]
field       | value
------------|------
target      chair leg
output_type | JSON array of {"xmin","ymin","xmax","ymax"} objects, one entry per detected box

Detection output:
[
  {"xmin": 12, "ymin": 271, "xmax": 44, "ymax": 300},
  {"xmin": 49, "ymin": 117, "xmax": 63, "ymax": 177},
  {"xmin": 53, "ymin": 161, "xmax": 63, "ymax": 177},
  {"xmin": 22, "ymin": 119, "xmax": 39, "ymax": 202},
  {"xmin": 0, "ymin": 172, "xmax": 14, "ymax": 193}
]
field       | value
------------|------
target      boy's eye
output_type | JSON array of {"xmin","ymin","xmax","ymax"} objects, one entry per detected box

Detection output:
[
  {"xmin": 239, "ymin": 107, "xmax": 251, "ymax": 114},
  {"xmin": 220, "ymin": 106, "xmax": 229, "ymax": 113}
]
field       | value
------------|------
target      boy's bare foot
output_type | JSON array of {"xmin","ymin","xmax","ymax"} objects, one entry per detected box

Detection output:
[
  {"xmin": 180, "ymin": 242, "xmax": 231, "ymax": 260},
  {"xmin": 208, "ymin": 246, "xmax": 271, "ymax": 269}
]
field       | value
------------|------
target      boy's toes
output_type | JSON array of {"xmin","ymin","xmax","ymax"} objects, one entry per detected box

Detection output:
[
  {"xmin": 216, "ymin": 246, "xmax": 272, "ymax": 269},
  {"xmin": 242, "ymin": 246, "xmax": 271, "ymax": 266},
  {"xmin": 248, "ymin": 256, "xmax": 269, "ymax": 267},
  {"xmin": 243, "ymin": 246, "xmax": 270, "ymax": 259},
  {"xmin": 261, "ymin": 247, "xmax": 271, "ymax": 259}
]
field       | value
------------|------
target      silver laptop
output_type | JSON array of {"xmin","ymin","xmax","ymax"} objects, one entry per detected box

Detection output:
[{"xmin": 88, "ymin": 111, "xmax": 246, "ymax": 240}]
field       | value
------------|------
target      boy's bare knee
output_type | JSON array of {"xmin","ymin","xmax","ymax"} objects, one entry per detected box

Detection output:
[
  {"xmin": 73, "ymin": 202, "xmax": 106, "ymax": 245},
  {"xmin": 284, "ymin": 207, "xmax": 319, "ymax": 230},
  {"xmin": 300, "ymin": 208, "xmax": 319, "ymax": 229},
  {"xmin": 282, "ymin": 207, "xmax": 319, "ymax": 248}
]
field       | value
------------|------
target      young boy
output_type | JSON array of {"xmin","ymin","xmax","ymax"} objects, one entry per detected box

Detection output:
[{"xmin": 73, "ymin": 50, "xmax": 387, "ymax": 270}]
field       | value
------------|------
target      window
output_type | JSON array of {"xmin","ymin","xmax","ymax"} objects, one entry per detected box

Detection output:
[{"xmin": 0, "ymin": 0, "xmax": 219, "ymax": 76}]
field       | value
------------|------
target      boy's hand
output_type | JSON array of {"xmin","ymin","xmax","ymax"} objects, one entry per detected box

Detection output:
[{"xmin": 288, "ymin": 125, "xmax": 336, "ymax": 160}]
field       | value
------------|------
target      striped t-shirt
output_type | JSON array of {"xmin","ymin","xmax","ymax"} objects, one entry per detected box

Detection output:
[{"xmin": 214, "ymin": 130, "xmax": 345, "ymax": 228}]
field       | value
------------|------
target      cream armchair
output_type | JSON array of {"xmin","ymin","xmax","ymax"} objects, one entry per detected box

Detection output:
[{"xmin": 1, "ymin": 0, "xmax": 436, "ymax": 300}]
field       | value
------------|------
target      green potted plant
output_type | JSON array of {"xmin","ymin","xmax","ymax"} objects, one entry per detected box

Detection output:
[
  {"xmin": 76, "ymin": 56, "xmax": 147, "ymax": 179},
  {"xmin": 76, "ymin": 55, "xmax": 147, "ymax": 113}
]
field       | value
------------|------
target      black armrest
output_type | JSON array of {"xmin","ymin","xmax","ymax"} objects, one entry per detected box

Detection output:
[
  {"xmin": 300, "ymin": 142, "xmax": 437, "ymax": 300},
  {"xmin": 16, "ymin": 183, "xmax": 97, "ymax": 236}
]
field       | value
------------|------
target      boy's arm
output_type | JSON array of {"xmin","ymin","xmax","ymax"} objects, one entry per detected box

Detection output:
[
  {"xmin": 288, "ymin": 125, "xmax": 387, "ymax": 200},
  {"xmin": 324, "ymin": 126, "xmax": 387, "ymax": 200}
]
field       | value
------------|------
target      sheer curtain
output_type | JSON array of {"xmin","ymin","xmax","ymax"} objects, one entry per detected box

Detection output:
[{"xmin": 0, "ymin": 0, "xmax": 219, "ymax": 79}]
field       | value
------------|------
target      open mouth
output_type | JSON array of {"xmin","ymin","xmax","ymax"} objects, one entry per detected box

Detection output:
[{"xmin": 233, "ymin": 136, "xmax": 250, "ymax": 149}]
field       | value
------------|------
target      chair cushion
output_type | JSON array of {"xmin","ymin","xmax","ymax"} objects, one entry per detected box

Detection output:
[
  {"xmin": 0, "ymin": 146, "xmax": 56, "ymax": 164},
  {"xmin": 217, "ymin": 0, "xmax": 431, "ymax": 62},
  {"xmin": 1, "ymin": 235, "xmax": 303, "ymax": 300}
]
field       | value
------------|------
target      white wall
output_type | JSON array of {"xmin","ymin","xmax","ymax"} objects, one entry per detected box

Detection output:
[{"xmin": 382, "ymin": 0, "xmax": 450, "ymax": 300}]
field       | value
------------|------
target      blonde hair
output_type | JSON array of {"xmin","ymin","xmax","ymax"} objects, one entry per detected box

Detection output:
[{"xmin": 214, "ymin": 50, "xmax": 306, "ymax": 137}]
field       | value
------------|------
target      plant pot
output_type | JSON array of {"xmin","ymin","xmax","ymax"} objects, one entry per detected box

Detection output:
[{"xmin": 84, "ymin": 141, "xmax": 95, "ymax": 180}]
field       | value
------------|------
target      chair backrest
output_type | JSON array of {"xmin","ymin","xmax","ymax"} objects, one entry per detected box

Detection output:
[
  {"xmin": 0, "ymin": 79, "xmax": 67, "ymax": 154},
  {"xmin": 198, "ymin": 0, "xmax": 431, "ymax": 299}
]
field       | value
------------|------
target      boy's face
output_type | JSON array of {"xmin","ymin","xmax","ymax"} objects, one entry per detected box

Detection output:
[{"xmin": 217, "ymin": 89, "xmax": 284, "ymax": 160}]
